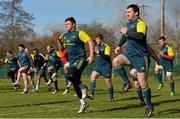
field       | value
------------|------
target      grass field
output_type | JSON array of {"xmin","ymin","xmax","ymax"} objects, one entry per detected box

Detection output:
[{"xmin": 0, "ymin": 75, "xmax": 180, "ymax": 118}]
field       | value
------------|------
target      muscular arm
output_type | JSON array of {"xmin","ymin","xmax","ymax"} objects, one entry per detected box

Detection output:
[
  {"xmin": 126, "ymin": 32, "xmax": 145, "ymax": 43},
  {"xmin": 87, "ymin": 39, "xmax": 94, "ymax": 61},
  {"xmin": 118, "ymin": 35, "xmax": 127, "ymax": 47},
  {"xmin": 126, "ymin": 20, "xmax": 147, "ymax": 44},
  {"xmin": 161, "ymin": 54, "xmax": 174, "ymax": 60},
  {"xmin": 57, "ymin": 41, "xmax": 64, "ymax": 51},
  {"xmin": 147, "ymin": 45, "xmax": 160, "ymax": 64}
]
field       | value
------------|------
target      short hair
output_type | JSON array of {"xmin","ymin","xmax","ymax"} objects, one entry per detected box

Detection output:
[
  {"xmin": 19, "ymin": 44, "xmax": 25, "ymax": 48},
  {"xmin": 96, "ymin": 34, "xmax": 104, "ymax": 40},
  {"xmin": 159, "ymin": 36, "xmax": 166, "ymax": 41},
  {"xmin": 47, "ymin": 45, "xmax": 53, "ymax": 49},
  {"xmin": 127, "ymin": 4, "xmax": 140, "ymax": 16},
  {"xmin": 65, "ymin": 17, "xmax": 76, "ymax": 26},
  {"xmin": 33, "ymin": 48, "xmax": 38, "ymax": 52}
]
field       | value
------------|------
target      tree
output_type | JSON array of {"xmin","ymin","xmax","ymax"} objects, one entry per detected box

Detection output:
[
  {"xmin": 0, "ymin": 0, "xmax": 34, "ymax": 54},
  {"xmin": 78, "ymin": 21, "xmax": 117, "ymax": 50}
]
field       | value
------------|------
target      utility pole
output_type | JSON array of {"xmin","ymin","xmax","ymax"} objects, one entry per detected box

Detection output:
[
  {"xmin": 161, "ymin": 0, "xmax": 165, "ymax": 36},
  {"xmin": 139, "ymin": 4, "xmax": 149, "ymax": 19}
]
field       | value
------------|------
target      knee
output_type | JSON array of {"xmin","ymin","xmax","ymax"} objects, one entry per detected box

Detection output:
[
  {"xmin": 130, "ymin": 69, "xmax": 137, "ymax": 78},
  {"xmin": 105, "ymin": 79, "xmax": 112, "ymax": 87},
  {"xmin": 155, "ymin": 67, "xmax": 160, "ymax": 73},
  {"xmin": 65, "ymin": 68, "xmax": 78, "ymax": 82},
  {"xmin": 47, "ymin": 67, "xmax": 52, "ymax": 73},
  {"xmin": 112, "ymin": 58, "xmax": 119, "ymax": 68},
  {"xmin": 91, "ymin": 72, "xmax": 97, "ymax": 80},
  {"xmin": 134, "ymin": 81, "xmax": 140, "ymax": 88}
]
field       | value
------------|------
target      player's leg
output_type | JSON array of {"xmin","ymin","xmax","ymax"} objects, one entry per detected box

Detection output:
[
  {"xmin": 155, "ymin": 65, "xmax": 164, "ymax": 89},
  {"xmin": 8, "ymin": 69, "xmax": 15, "ymax": 83},
  {"xmin": 130, "ymin": 69, "xmax": 145, "ymax": 106},
  {"xmin": 135, "ymin": 56, "xmax": 153, "ymax": 117},
  {"xmin": 112, "ymin": 54, "xmax": 131, "ymax": 68},
  {"xmin": 8, "ymin": 69, "xmax": 18, "ymax": 90},
  {"xmin": 27, "ymin": 69, "xmax": 36, "ymax": 92},
  {"xmin": 62, "ymin": 62, "xmax": 71, "ymax": 95},
  {"xmin": 47, "ymin": 66, "xmax": 53, "ymax": 85},
  {"xmin": 166, "ymin": 71, "xmax": 175, "ymax": 96},
  {"xmin": 21, "ymin": 72, "xmax": 29, "ymax": 94},
  {"xmin": 14, "ymin": 67, "xmax": 26, "ymax": 84},
  {"xmin": 113, "ymin": 54, "xmax": 132, "ymax": 94},
  {"xmin": 89, "ymin": 71, "xmax": 100, "ymax": 99},
  {"xmin": 65, "ymin": 59, "xmax": 89, "ymax": 113},
  {"xmin": 52, "ymin": 65, "xmax": 60, "ymax": 93},
  {"xmin": 115, "ymin": 66, "xmax": 132, "ymax": 94},
  {"xmin": 36, "ymin": 75, "xmax": 41, "ymax": 92},
  {"xmin": 101, "ymin": 66, "xmax": 114, "ymax": 102},
  {"xmin": 41, "ymin": 68, "xmax": 52, "ymax": 91},
  {"xmin": 35, "ymin": 68, "xmax": 43, "ymax": 92},
  {"xmin": 104, "ymin": 77, "xmax": 114, "ymax": 102}
]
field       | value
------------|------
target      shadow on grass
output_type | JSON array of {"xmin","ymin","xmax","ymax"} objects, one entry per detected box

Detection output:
[
  {"xmin": 91, "ymin": 97, "xmax": 180, "ymax": 114},
  {"xmin": 115, "ymin": 94, "xmax": 161, "ymax": 102},
  {"xmin": 91, "ymin": 103, "xmax": 141, "ymax": 113},
  {"xmin": 0, "ymin": 100, "xmax": 76, "ymax": 109},
  {"xmin": 157, "ymin": 108, "xmax": 180, "ymax": 116},
  {"xmin": 153, "ymin": 98, "xmax": 180, "ymax": 106}
]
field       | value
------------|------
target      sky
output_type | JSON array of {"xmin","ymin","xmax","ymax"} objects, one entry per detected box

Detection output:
[{"xmin": 20, "ymin": 0, "xmax": 177, "ymax": 36}]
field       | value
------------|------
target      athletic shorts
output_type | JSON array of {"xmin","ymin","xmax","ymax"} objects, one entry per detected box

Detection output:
[
  {"xmin": 70, "ymin": 58, "xmax": 88, "ymax": 75},
  {"xmin": 94, "ymin": 65, "xmax": 112, "ymax": 78},
  {"xmin": 124, "ymin": 52, "xmax": 150, "ymax": 73},
  {"xmin": 156, "ymin": 64, "xmax": 173, "ymax": 73},
  {"xmin": 36, "ymin": 68, "xmax": 46, "ymax": 77}
]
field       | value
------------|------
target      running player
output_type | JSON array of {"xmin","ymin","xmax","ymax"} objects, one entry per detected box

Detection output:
[
  {"xmin": 46, "ymin": 45, "xmax": 62, "ymax": 93},
  {"xmin": 4, "ymin": 50, "xmax": 19, "ymax": 90},
  {"xmin": 155, "ymin": 36, "xmax": 175, "ymax": 96},
  {"xmin": 25, "ymin": 48, "xmax": 36, "ymax": 92},
  {"xmin": 112, "ymin": 4, "xmax": 154, "ymax": 117},
  {"xmin": 89, "ymin": 34, "xmax": 114, "ymax": 102},
  {"xmin": 58, "ymin": 17, "xmax": 94, "ymax": 114},
  {"xmin": 55, "ymin": 32, "xmax": 72, "ymax": 95},
  {"xmin": 14, "ymin": 44, "xmax": 31, "ymax": 94},
  {"xmin": 33, "ymin": 48, "xmax": 52, "ymax": 92}
]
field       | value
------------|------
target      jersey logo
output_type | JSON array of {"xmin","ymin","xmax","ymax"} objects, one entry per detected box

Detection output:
[
  {"xmin": 71, "ymin": 35, "xmax": 77, "ymax": 39},
  {"xmin": 129, "ymin": 24, "xmax": 136, "ymax": 30}
]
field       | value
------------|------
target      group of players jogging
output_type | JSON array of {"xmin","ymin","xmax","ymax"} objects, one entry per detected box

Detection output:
[{"xmin": 0, "ymin": 4, "xmax": 175, "ymax": 117}]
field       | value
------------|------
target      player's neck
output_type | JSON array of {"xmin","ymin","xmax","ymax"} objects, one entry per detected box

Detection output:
[{"xmin": 129, "ymin": 16, "xmax": 138, "ymax": 22}]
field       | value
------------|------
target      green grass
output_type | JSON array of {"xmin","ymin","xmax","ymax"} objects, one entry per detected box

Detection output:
[{"xmin": 0, "ymin": 76, "xmax": 180, "ymax": 118}]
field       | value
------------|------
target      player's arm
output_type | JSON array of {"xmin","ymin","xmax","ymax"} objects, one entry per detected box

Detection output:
[
  {"xmin": 41, "ymin": 54, "xmax": 49, "ymax": 68},
  {"xmin": 55, "ymin": 32, "xmax": 64, "ymax": 50},
  {"xmin": 147, "ymin": 45, "xmax": 160, "ymax": 64},
  {"xmin": 79, "ymin": 31, "xmax": 94, "ymax": 64},
  {"xmin": 118, "ymin": 35, "xmax": 127, "ymax": 47},
  {"xmin": 126, "ymin": 20, "xmax": 146, "ymax": 43},
  {"xmin": 27, "ymin": 53, "xmax": 34, "ymax": 67},
  {"xmin": 160, "ymin": 47, "xmax": 174, "ymax": 60},
  {"xmin": 114, "ymin": 35, "xmax": 126, "ymax": 55}
]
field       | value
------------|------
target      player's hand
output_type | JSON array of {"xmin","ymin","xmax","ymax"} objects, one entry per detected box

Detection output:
[
  {"xmin": 159, "ymin": 51, "xmax": 164, "ymax": 56},
  {"xmin": 120, "ymin": 26, "xmax": 128, "ymax": 34},
  {"xmin": 94, "ymin": 46, "xmax": 99, "ymax": 54},
  {"xmin": 55, "ymin": 32, "xmax": 63, "ymax": 41},
  {"xmin": 87, "ymin": 56, "xmax": 93, "ymax": 65},
  {"xmin": 114, "ymin": 46, "xmax": 121, "ymax": 55}
]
